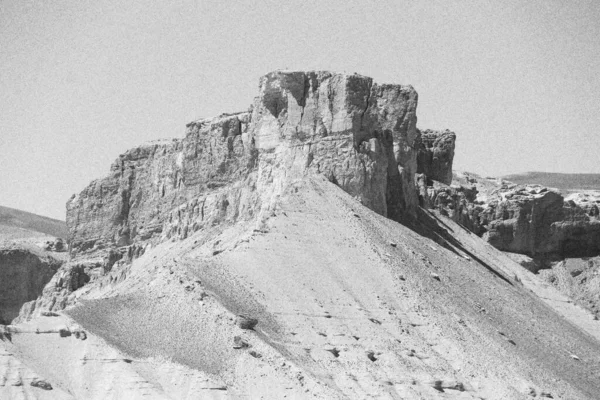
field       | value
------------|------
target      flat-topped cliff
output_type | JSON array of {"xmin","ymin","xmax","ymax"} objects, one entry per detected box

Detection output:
[{"xmin": 66, "ymin": 71, "xmax": 440, "ymax": 261}]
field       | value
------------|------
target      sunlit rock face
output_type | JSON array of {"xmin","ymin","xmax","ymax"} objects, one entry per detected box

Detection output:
[
  {"xmin": 65, "ymin": 71, "xmax": 600, "ymax": 266},
  {"xmin": 250, "ymin": 70, "xmax": 420, "ymax": 221},
  {"xmin": 37, "ymin": 71, "xmax": 428, "ymax": 320},
  {"xmin": 66, "ymin": 71, "xmax": 424, "ymax": 262},
  {"xmin": 66, "ymin": 112, "xmax": 257, "ymax": 257}
]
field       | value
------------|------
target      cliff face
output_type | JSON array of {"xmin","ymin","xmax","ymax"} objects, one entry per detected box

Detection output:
[
  {"xmin": 25, "ymin": 71, "xmax": 433, "ymax": 318},
  {"xmin": 66, "ymin": 71, "xmax": 425, "ymax": 261},
  {"xmin": 426, "ymin": 172, "xmax": 600, "ymax": 261},
  {"xmin": 41, "ymin": 71, "xmax": 600, "ymax": 312},
  {"xmin": 482, "ymin": 187, "xmax": 600, "ymax": 259},
  {"xmin": 251, "ymin": 71, "xmax": 420, "ymax": 220},
  {"xmin": 0, "ymin": 244, "xmax": 63, "ymax": 323},
  {"xmin": 66, "ymin": 112, "xmax": 257, "ymax": 256}
]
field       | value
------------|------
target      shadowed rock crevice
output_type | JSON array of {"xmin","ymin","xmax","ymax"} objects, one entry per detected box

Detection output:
[
  {"xmin": 0, "ymin": 245, "xmax": 63, "ymax": 323},
  {"xmin": 417, "ymin": 129, "xmax": 456, "ymax": 185}
]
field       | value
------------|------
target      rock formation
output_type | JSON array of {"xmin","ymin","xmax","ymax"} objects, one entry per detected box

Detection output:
[
  {"xmin": 7, "ymin": 71, "xmax": 600, "ymax": 399},
  {"xmin": 424, "ymin": 172, "xmax": 600, "ymax": 261},
  {"xmin": 44, "ymin": 71, "xmax": 448, "ymax": 318},
  {"xmin": 0, "ymin": 243, "xmax": 64, "ymax": 323},
  {"xmin": 26, "ymin": 71, "xmax": 600, "ymax": 321},
  {"xmin": 416, "ymin": 129, "xmax": 456, "ymax": 185},
  {"xmin": 66, "ymin": 71, "xmax": 426, "ymax": 260},
  {"xmin": 37, "ymin": 71, "xmax": 600, "ymax": 318},
  {"xmin": 18, "ymin": 70, "xmax": 468, "ymax": 320},
  {"xmin": 482, "ymin": 186, "xmax": 600, "ymax": 259}
]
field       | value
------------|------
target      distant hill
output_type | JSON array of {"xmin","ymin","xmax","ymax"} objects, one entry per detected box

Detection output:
[
  {"xmin": 0, "ymin": 206, "xmax": 67, "ymax": 239},
  {"xmin": 502, "ymin": 172, "xmax": 600, "ymax": 192}
]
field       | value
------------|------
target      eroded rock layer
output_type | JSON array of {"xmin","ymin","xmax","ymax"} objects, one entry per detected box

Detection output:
[
  {"xmin": 66, "ymin": 71, "xmax": 427, "ymax": 260},
  {"xmin": 423, "ymin": 172, "xmax": 600, "ymax": 260}
]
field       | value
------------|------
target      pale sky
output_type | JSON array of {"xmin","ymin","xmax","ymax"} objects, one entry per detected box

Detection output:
[{"xmin": 1, "ymin": 0, "xmax": 599, "ymax": 220}]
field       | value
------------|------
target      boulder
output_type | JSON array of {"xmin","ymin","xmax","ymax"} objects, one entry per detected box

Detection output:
[
  {"xmin": 30, "ymin": 378, "xmax": 53, "ymax": 390},
  {"xmin": 236, "ymin": 315, "xmax": 258, "ymax": 330}
]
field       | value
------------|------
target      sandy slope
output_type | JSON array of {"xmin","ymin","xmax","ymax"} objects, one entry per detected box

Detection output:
[
  {"xmin": 0, "ymin": 206, "xmax": 67, "ymax": 240},
  {"xmin": 4, "ymin": 176, "xmax": 600, "ymax": 399}
]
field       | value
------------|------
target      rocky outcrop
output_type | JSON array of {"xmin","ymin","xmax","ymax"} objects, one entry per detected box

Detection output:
[
  {"xmin": 16, "ymin": 245, "xmax": 144, "ymax": 321},
  {"xmin": 416, "ymin": 129, "xmax": 456, "ymax": 185},
  {"xmin": 481, "ymin": 187, "xmax": 600, "ymax": 259},
  {"xmin": 66, "ymin": 71, "xmax": 424, "ymax": 260},
  {"xmin": 63, "ymin": 70, "xmax": 599, "ymax": 272},
  {"xmin": 565, "ymin": 192, "xmax": 600, "ymax": 217},
  {"xmin": 17, "ymin": 71, "xmax": 437, "ymax": 319},
  {"xmin": 423, "ymin": 172, "xmax": 600, "ymax": 261},
  {"xmin": 43, "ymin": 238, "xmax": 66, "ymax": 252},
  {"xmin": 251, "ymin": 71, "xmax": 420, "ymax": 221},
  {"xmin": 66, "ymin": 112, "xmax": 258, "ymax": 257},
  {"xmin": 417, "ymin": 177, "xmax": 484, "ymax": 235},
  {"xmin": 0, "ymin": 244, "xmax": 64, "ymax": 323}
]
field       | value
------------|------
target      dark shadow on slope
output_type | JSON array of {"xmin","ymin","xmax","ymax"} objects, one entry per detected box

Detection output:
[{"xmin": 408, "ymin": 208, "xmax": 514, "ymax": 286}]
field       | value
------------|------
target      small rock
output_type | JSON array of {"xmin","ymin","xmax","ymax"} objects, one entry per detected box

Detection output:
[
  {"xmin": 430, "ymin": 273, "xmax": 441, "ymax": 281},
  {"xmin": 74, "ymin": 330, "xmax": 87, "ymax": 340},
  {"xmin": 570, "ymin": 269, "xmax": 583, "ymax": 277},
  {"xmin": 58, "ymin": 328, "xmax": 71, "ymax": 338},
  {"xmin": 30, "ymin": 378, "xmax": 53, "ymax": 390},
  {"xmin": 366, "ymin": 351, "xmax": 377, "ymax": 362},
  {"xmin": 248, "ymin": 350, "xmax": 262, "ymax": 358},
  {"xmin": 233, "ymin": 336, "xmax": 249, "ymax": 349},
  {"xmin": 431, "ymin": 380, "xmax": 465, "ymax": 392},
  {"xmin": 236, "ymin": 315, "xmax": 258, "ymax": 330},
  {"xmin": 540, "ymin": 392, "xmax": 554, "ymax": 398},
  {"xmin": 390, "ymin": 242, "xmax": 397, "ymax": 247},
  {"xmin": 570, "ymin": 354, "xmax": 580, "ymax": 361},
  {"xmin": 325, "ymin": 347, "xmax": 340, "ymax": 358}
]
